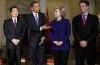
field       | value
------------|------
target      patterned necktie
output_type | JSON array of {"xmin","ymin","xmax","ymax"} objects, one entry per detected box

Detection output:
[
  {"xmin": 82, "ymin": 15, "xmax": 86, "ymax": 27},
  {"xmin": 35, "ymin": 13, "xmax": 39, "ymax": 26},
  {"xmin": 13, "ymin": 19, "xmax": 16, "ymax": 28}
]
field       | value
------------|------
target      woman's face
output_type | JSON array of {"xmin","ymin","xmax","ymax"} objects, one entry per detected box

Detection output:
[{"xmin": 54, "ymin": 9, "xmax": 61, "ymax": 18}]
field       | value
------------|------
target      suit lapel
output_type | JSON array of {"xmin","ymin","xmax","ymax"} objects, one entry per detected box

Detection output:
[
  {"xmin": 9, "ymin": 18, "xmax": 15, "ymax": 28},
  {"xmin": 11, "ymin": 17, "xmax": 19, "ymax": 28},
  {"xmin": 16, "ymin": 18, "xmax": 20, "ymax": 28},
  {"xmin": 31, "ymin": 13, "xmax": 39, "ymax": 26},
  {"xmin": 79, "ymin": 14, "xmax": 90, "ymax": 28},
  {"xmin": 7, "ymin": 18, "xmax": 16, "ymax": 30},
  {"xmin": 38, "ymin": 13, "xmax": 41, "ymax": 26},
  {"xmin": 79, "ymin": 15, "xmax": 83, "ymax": 27},
  {"xmin": 9, "ymin": 18, "xmax": 13, "ymax": 24},
  {"xmin": 85, "ymin": 14, "xmax": 90, "ymax": 27}
]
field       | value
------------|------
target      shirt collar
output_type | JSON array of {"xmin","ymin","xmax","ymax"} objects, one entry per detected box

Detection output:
[
  {"xmin": 56, "ymin": 17, "xmax": 64, "ymax": 23},
  {"xmin": 82, "ymin": 12, "xmax": 88, "ymax": 16},
  {"xmin": 32, "ymin": 11, "xmax": 38, "ymax": 16},
  {"xmin": 12, "ymin": 17, "xmax": 17, "ymax": 23}
]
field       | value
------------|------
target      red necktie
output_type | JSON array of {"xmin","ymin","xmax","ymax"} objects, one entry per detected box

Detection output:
[
  {"xmin": 13, "ymin": 19, "xmax": 16, "ymax": 28},
  {"xmin": 82, "ymin": 15, "xmax": 86, "ymax": 27}
]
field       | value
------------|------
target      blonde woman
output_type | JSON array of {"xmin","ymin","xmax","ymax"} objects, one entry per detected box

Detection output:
[{"xmin": 49, "ymin": 7, "xmax": 71, "ymax": 65}]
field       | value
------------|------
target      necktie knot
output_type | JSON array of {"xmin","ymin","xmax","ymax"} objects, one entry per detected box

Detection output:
[{"xmin": 14, "ymin": 19, "xmax": 16, "ymax": 23}]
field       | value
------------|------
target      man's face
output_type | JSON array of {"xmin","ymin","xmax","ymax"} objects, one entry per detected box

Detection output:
[
  {"xmin": 80, "ymin": 3, "xmax": 89, "ymax": 13},
  {"xmin": 10, "ymin": 8, "xmax": 18, "ymax": 17},
  {"xmin": 32, "ymin": 3, "xmax": 40, "ymax": 13}
]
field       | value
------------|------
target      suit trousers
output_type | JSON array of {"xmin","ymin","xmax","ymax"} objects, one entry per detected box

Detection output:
[
  {"xmin": 29, "ymin": 42, "xmax": 46, "ymax": 65},
  {"xmin": 75, "ymin": 46, "xmax": 96, "ymax": 65},
  {"xmin": 52, "ymin": 50, "xmax": 69, "ymax": 65},
  {"xmin": 7, "ymin": 45, "xmax": 21, "ymax": 65}
]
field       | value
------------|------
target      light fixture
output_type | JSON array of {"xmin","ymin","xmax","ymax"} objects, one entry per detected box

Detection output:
[{"xmin": 21, "ymin": 58, "xmax": 26, "ymax": 63}]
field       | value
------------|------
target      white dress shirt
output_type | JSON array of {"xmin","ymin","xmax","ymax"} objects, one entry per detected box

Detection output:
[
  {"xmin": 82, "ymin": 12, "xmax": 88, "ymax": 20},
  {"xmin": 12, "ymin": 17, "xmax": 17, "ymax": 23},
  {"xmin": 32, "ymin": 11, "xmax": 43, "ymax": 31}
]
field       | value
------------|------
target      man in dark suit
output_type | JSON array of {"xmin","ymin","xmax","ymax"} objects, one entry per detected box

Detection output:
[
  {"xmin": 25, "ymin": 1, "xmax": 51, "ymax": 65},
  {"xmin": 3, "ymin": 6, "xmax": 25, "ymax": 65},
  {"xmin": 72, "ymin": 0, "xmax": 99, "ymax": 65}
]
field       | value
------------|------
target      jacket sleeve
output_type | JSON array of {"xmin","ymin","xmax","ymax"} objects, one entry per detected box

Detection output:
[
  {"xmin": 72, "ymin": 17, "xmax": 82, "ymax": 42},
  {"xmin": 49, "ymin": 22, "xmax": 55, "ymax": 43},
  {"xmin": 87, "ymin": 16, "xmax": 99, "ymax": 43},
  {"xmin": 64, "ymin": 20, "xmax": 70, "ymax": 42},
  {"xmin": 25, "ymin": 15, "xmax": 41, "ymax": 32},
  {"xmin": 17, "ymin": 19, "xmax": 26, "ymax": 40},
  {"xmin": 41, "ymin": 14, "xmax": 48, "ymax": 37},
  {"xmin": 3, "ymin": 20, "xmax": 13, "ymax": 40}
]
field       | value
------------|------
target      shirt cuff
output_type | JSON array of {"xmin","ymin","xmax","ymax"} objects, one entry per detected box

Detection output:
[{"xmin": 40, "ymin": 27, "xmax": 42, "ymax": 31}]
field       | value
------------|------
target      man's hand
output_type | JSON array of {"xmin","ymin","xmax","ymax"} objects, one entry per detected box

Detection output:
[
  {"xmin": 53, "ymin": 41, "xmax": 58, "ymax": 44},
  {"xmin": 40, "ymin": 24, "xmax": 51, "ymax": 31},
  {"xmin": 56, "ymin": 41, "xmax": 63, "ymax": 46},
  {"xmin": 16, "ymin": 39, "xmax": 20, "ymax": 44},
  {"xmin": 11, "ymin": 39, "xmax": 16, "ymax": 44},
  {"xmin": 53, "ymin": 41, "xmax": 63, "ymax": 46},
  {"xmin": 80, "ymin": 40, "xmax": 87, "ymax": 48},
  {"xmin": 11, "ymin": 39, "xmax": 20, "ymax": 46},
  {"xmin": 39, "ymin": 37, "xmax": 45, "ymax": 45}
]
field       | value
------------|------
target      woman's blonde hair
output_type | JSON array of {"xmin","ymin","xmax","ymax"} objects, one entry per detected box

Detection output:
[{"xmin": 55, "ymin": 6, "xmax": 65, "ymax": 17}]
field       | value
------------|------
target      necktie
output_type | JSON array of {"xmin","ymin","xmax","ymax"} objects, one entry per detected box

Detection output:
[
  {"xmin": 35, "ymin": 13, "xmax": 39, "ymax": 26},
  {"xmin": 13, "ymin": 19, "xmax": 16, "ymax": 28},
  {"xmin": 82, "ymin": 15, "xmax": 86, "ymax": 27}
]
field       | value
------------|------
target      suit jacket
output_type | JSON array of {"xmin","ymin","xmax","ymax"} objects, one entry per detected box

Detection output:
[
  {"xmin": 25, "ymin": 12, "xmax": 47, "ymax": 47},
  {"xmin": 72, "ymin": 14, "xmax": 99, "ymax": 47},
  {"xmin": 4, "ymin": 17, "xmax": 25, "ymax": 49}
]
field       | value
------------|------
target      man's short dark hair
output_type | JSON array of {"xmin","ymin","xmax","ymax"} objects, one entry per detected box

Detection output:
[
  {"xmin": 80, "ymin": 0, "xmax": 90, "ymax": 6},
  {"xmin": 30, "ymin": 1, "xmax": 39, "ymax": 7},
  {"xmin": 9, "ymin": 6, "xmax": 18, "ymax": 12}
]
